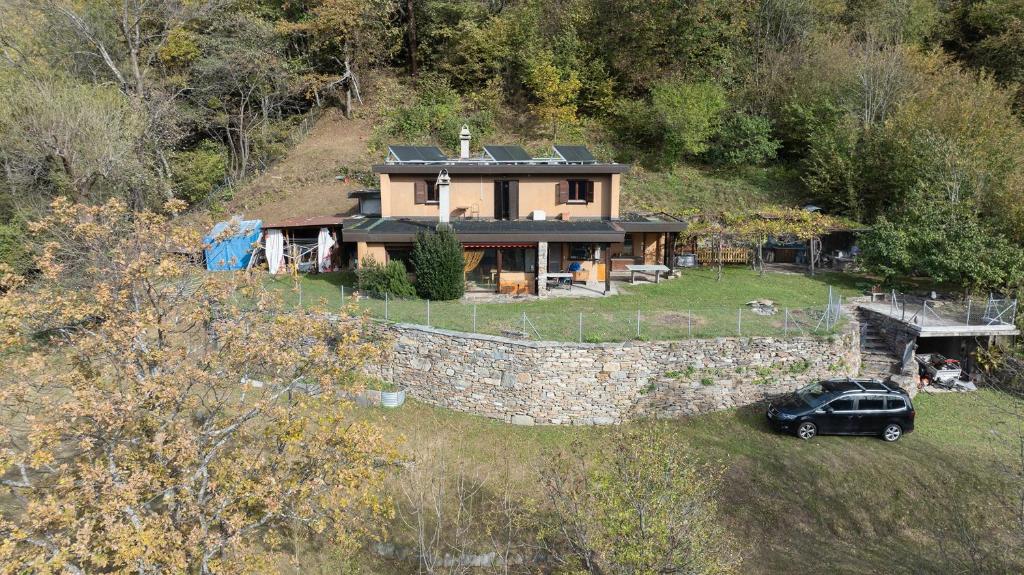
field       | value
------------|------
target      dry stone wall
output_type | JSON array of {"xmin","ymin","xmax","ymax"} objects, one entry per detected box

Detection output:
[{"xmin": 364, "ymin": 318, "xmax": 861, "ymax": 425}]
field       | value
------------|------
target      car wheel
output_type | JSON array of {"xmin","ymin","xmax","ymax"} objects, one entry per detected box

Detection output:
[
  {"xmin": 882, "ymin": 423, "xmax": 902, "ymax": 442},
  {"xmin": 796, "ymin": 422, "xmax": 817, "ymax": 440}
]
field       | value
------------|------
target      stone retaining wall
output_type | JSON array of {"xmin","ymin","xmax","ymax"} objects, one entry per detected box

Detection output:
[{"xmin": 364, "ymin": 319, "xmax": 861, "ymax": 425}]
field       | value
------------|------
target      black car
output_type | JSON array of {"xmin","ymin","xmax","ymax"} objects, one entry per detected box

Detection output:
[{"xmin": 766, "ymin": 378, "xmax": 915, "ymax": 441}]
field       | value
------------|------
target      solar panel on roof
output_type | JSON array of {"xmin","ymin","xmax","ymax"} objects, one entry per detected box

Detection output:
[
  {"xmin": 553, "ymin": 145, "xmax": 595, "ymax": 163},
  {"xmin": 483, "ymin": 145, "xmax": 532, "ymax": 162},
  {"xmin": 388, "ymin": 145, "xmax": 447, "ymax": 162}
]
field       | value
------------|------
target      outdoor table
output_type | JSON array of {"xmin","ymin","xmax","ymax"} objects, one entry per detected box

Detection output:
[
  {"xmin": 626, "ymin": 264, "xmax": 670, "ymax": 284},
  {"xmin": 546, "ymin": 272, "xmax": 574, "ymax": 290}
]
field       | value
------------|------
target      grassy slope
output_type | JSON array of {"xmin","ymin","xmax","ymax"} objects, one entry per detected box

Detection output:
[
  {"xmin": 621, "ymin": 163, "xmax": 805, "ymax": 215},
  {"xmin": 266, "ymin": 267, "xmax": 868, "ymax": 340},
  {"xmin": 345, "ymin": 390, "xmax": 1022, "ymax": 574}
]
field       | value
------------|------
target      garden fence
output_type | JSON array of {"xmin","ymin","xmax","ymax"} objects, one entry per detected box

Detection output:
[{"xmin": 312, "ymin": 285, "xmax": 847, "ymax": 343}]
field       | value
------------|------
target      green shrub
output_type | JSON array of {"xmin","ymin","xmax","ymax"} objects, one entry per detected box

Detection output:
[
  {"xmin": 171, "ymin": 140, "xmax": 227, "ymax": 204},
  {"xmin": 411, "ymin": 226, "xmax": 465, "ymax": 301},
  {"xmin": 357, "ymin": 256, "xmax": 416, "ymax": 298},
  {"xmin": 0, "ymin": 223, "xmax": 32, "ymax": 275},
  {"xmin": 706, "ymin": 113, "xmax": 781, "ymax": 166}
]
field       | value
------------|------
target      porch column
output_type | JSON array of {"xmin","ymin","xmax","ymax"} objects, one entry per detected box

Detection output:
[
  {"xmin": 604, "ymin": 243, "xmax": 611, "ymax": 294},
  {"xmin": 536, "ymin": 242, "xmax": 548, "ymax": 296}
]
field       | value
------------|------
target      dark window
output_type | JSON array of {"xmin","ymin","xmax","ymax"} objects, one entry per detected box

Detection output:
[
  {"xmin": 568, "ymin": 180, "xmax": 589, "ymax": 202},
  {"xmin": 499, "ymin": 248, "xmax": 537, "ymax": 273},
  {"xmin": 386, "ymin": 247, "xmax": 414, "ymax": 268},
  {"xmin": 829, "ymin": 398, "xmax": 855, "ymax": 411},
  {"xmin": 568, "ymin": 244, "xmax": 591, "ymax": 261},
  {"xmin": 857, "ymin": 396, "xmax": 885, "ymax": 411},
  {"xmin": 426, "ymin": 181, "xmax": 439, "ymax": 203},
  {"xmin": 622, "ymin": 234, "xmax": 634, "ymax": 254},
  {"xmin": 886, "ymin": 397, "xmax": 906, "ymax": 410}
]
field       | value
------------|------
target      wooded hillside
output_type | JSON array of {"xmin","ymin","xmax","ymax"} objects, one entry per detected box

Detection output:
[{"xmin": 2, "ymin": 0, "xmax": 1024, "ymax": 289}]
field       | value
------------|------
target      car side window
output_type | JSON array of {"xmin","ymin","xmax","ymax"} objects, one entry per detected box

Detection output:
[
  {"xmin": 857, "ymin": 396, "xmax": 885, "ymax": 411},
  {"xmin": 829, "ymin": 398, "xmax": 855, "ymax": 411},
  {"xmin": 886, "ymin": 396, "xmax": 906, "ymax": 410}
]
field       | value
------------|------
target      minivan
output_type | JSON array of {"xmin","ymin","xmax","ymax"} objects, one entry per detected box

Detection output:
[{"xmin": 766, "ymin": 378, "xmax": 915, "ymax": 441}]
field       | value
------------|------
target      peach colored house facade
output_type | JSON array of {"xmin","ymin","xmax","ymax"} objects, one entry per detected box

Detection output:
[{"xmin": 340, "ymin": 139, "xmax": 685, "ymax": 295}]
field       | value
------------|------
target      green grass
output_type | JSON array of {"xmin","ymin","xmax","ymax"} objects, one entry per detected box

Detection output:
[
  {"xmin": 339, "ymin": 390, "xmax": 1024, "ymax": 574},
  {"xmin": 266, "ymin": 266, "xmax": 868, "ymax": 341},
  {"xmin": 621, "ymin": 163, "xmax": 805, "ymax": 215}
]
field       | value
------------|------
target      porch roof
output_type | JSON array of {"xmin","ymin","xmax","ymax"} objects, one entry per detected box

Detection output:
[
  {"xmin": 615, "ymin": 212, "xmax": 688, "ymax": 233},
  {"xmin": 341, "ymin": 217, "xmax": 626, "ymax": 243}
]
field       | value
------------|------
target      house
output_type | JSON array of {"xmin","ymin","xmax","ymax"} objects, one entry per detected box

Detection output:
[{"xmin": 338, "ymin": 126, "xmax": 685, "ymax": 295}]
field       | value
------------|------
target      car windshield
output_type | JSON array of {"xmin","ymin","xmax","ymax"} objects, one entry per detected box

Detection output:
[{"xmin": 796, "ymin": 380, "xmax": 857, "ymax": 407}]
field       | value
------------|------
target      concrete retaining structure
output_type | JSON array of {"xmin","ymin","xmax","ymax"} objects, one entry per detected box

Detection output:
[{"xmin": 364, "ymin": 318, "xmax": 861, "ymax": 425}]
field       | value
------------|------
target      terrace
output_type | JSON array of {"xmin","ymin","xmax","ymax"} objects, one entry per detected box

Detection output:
[{"xmin": 858, "ymin": 291, "xmax": 1019, "ymax": 337}]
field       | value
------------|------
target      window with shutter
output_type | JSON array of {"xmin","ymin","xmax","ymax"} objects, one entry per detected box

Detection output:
[
  {"xmin": 567, "ymin": 179, "xmax": 591, "ymax": 203},
  {"xmin": 414, "ymin": 181, "xmax": 427, "ymax": 204},
  {"xmin": 557, "ymin": 180, "xmax": 569, "ymax": 204}
]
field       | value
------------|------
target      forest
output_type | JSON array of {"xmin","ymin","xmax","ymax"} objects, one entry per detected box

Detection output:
[{"xmin": 2, "ymin": 0, "xmax": 1024, "ymax": 291}]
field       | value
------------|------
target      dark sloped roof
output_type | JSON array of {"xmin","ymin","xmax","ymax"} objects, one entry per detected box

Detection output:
[
  {"xmin": 615, "ymin": 212, "xmax": 688, "ymax": 233},
  {"xmin": 342, "ymin": 218, "xmax": 625, "ymax": 243}
]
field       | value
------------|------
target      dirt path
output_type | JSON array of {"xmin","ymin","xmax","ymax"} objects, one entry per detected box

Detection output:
[{"xmin": 227, "ymin": 108, "xmax": 375, "ymax": 223}]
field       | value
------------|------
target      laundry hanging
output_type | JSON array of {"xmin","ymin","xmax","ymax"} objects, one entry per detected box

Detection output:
[
  {"xmin": 266, "ymin": 229, "xmax": 284, "ymax": 274},
  {"xmin": 317, "ymin": 227, "xmax": 336, "ymax": 272}
]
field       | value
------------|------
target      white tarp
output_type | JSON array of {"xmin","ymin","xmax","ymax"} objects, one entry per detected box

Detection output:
[
  {"xmin": 317, "ymin": 227, "xmax": 336, "ymax": 272},
  {"xmin": 266, "ymin": 229, "xmax": 284, "ymax": 274}
]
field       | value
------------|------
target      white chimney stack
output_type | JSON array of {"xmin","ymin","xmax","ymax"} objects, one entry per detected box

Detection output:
[
  {"xmin": 437, "ymin": 169, "xmax": 451, "ymax": 223},
  {"xmin": 459, "ymin": 124, "xmax": 471, "ymax": 159}
]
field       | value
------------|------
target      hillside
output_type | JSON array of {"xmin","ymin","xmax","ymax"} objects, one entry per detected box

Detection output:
[
  {"xmin": 228, "ymin": 107, "xmax": 802, "ymax": 221},
  {"xmin": 224, "ymin": 109, "xmax": 375, "ymax": 223}
]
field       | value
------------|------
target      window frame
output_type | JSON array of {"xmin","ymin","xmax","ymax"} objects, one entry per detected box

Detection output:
[
  {"xmin": 827, "ymin": 397, "xmax": 856, "ymax": 412},
  {"xmin": 425, "ymin": 180, "xmax": 439, "ymax": 204},
  {"xmin": 567, "ymin": 179, "xmax": 589, "ymax": 204},
  {"xmin": 854, "ymin": 395, "xmax": 886, "ymax": 412}
]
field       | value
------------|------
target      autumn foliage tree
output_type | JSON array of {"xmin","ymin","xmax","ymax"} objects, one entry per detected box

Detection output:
[{"xmin": 0, "ymin": 199, "xmax": 393, "ymax": 574}]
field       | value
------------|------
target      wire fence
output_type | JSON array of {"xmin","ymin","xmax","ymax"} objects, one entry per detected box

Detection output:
[
  {"xmin": 316, "ymin": 286, "xmax": 847, "ymax": 343},
  {"xmin": 886, "ymin": 290, "xmax": 1018, "ymax": 328}
]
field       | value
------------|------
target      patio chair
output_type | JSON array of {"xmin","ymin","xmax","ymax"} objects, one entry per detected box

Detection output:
[{"xmin": 567, "ymin": 262, "xmax": 583, "ymax": 286}]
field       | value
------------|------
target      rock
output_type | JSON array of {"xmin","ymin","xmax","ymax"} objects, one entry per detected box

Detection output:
[{"xmin": 511, "ymin": 414, "xmax": 535, "ymax": 426}]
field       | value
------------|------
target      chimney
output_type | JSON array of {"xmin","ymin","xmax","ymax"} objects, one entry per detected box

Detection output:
[
  {"xmin": 436, "ymin": 169, "xmax": 451, "ymax": 223},
  {"xmin": 459, "ymin": 124, "xmax": 471, "ymax": 159}
]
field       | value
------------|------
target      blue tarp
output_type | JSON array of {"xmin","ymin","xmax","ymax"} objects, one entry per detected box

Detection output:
[{"xmin": 204, "ymin": 219, "xmax": 262, "ymax": 271}]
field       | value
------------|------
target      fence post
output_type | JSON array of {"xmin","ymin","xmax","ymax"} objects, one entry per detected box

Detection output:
[
  {"xmin": 784, "ymin": 308, "xmax": 789, "ymax": 337},
  {"xmin": 385, "ymin": 291, "xmax": 389, "ymax": 321},
  {"xmin": 426, "ymin": 299, "xmax": 431, "ymax": 327},
  {"xmin": 340, "ymin": 285, "xmax": 344, "ymax": 303},
  {"xmin": 966, "ymin": 298, "xmax": 972, "ymax": 324},
  {"xmin": 636, "ymin": 309, "xmax": 641, "ymax": 339},
  {"xmin": 737, "ymin": 308, "xmax": 742, "ymax": 336},
  {"xmin": 522, "ymin": 311, "xmax": 527, "ymax": 336},
  {"xmin": 579, "ymin": 312, "xmax": 583, "ymax": 343},
  {"xmin": 687, "ymin": 310, "xmax": 692, "ymax": 338},
  {"xmin": 473, "ymin": 304, "xmax": 477, "ymax": 332}
]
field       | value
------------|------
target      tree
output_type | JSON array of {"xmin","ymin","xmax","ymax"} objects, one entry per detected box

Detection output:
[
  {"xmin": 541, "ymin": 424, "xmax": 741, "ymax": 574},
  {"xmin": 0, "ymin": 76, "xmax": 156, "ymax": 210},
  {"xmin": 0, "ymin": 199, "xmax": 393, "ymax": 573},
  {"xmin": 706, "ymin": 112, "xmax": 781, "ymax": 166},
  {"xmin": 524, "ymin": 50, "xmax": 582, "ymax": 137},
  {"xmin": 859, "ymin": 194, "xmax": 1024, "ymax": 292},
  {"xmin": 189, "ymin": 14, "xmax": 298, "ymax": 180},
  {"xmin": 651, "ymin": 80, "xmax": 727, "ymax": 162},
  {"xmin": 411, "ymin": 226, "xmax": 465, "ymax": 301}
]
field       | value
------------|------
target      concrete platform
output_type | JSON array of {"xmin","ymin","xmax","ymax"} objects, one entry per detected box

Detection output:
[{"xmin": 858, "ymin": 301, "xmax": 1019, "ymax": 337}]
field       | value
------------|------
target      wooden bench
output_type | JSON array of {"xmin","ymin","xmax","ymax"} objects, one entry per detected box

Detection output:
[{"xmin": 498, "ymin": 281, "xmax": 530, "ymax": 295}]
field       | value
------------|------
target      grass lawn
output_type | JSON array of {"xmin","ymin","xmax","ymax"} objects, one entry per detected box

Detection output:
[
  {"xmin": 329, "ymin": 389, "xmax": 1023, "ymax": 574},
  {"xmin": 265, "ymin": 266, "xmax": 869, "ymax": 341}
]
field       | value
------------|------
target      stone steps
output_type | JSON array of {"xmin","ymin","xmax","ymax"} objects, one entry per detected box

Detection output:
[{"xmin": 857, "ymin": 310, "xmax": 901, "ymax": 380}]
